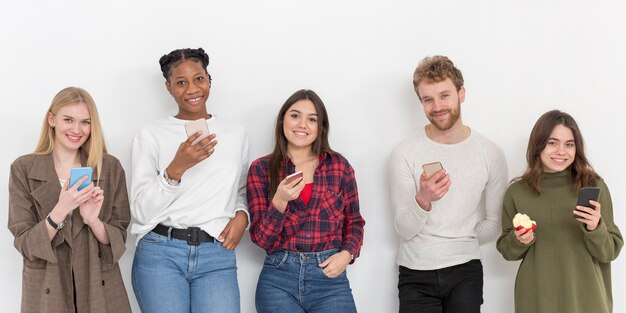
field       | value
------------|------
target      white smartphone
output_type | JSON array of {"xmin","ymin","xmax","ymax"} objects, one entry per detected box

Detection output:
[
  {"xmin": 69, "ymin": 167, "xmax": 93, "ymax": 191},
  {"xmin": 422, "ymin": 161, "xmax": 444, "ymax": 180},
  {"xmin": 184, "ymin": 119, "xmax": 210, "ymax": 146},
  {"xmin": 285, "ymin": 171, "xmax": 304, "ymax": 184}
]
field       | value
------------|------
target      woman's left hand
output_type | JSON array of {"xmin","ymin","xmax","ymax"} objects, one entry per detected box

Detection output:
[
  {"xmin": 319, "ymin": 250, "xmax": 352, "ymax": 278},
  {"xmin": 79, "ymin": 186, "xmax": 104, "ymax": 225},
  {"xmin": 574, "ymin": 200, "xmax": 602, "ymax": 231}
]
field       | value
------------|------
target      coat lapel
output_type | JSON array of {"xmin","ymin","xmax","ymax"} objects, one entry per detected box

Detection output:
[{"xmin": 28, "ymin": 154, "xmax": 62, "ymax": 216}]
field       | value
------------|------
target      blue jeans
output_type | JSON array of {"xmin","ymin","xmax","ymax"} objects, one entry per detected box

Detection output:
[
  {"xmin": 131, "ymin": 231, "xmax": 240, "ymax": 313},
  {"xmin": 256, "ymin": 249, "xmax": 357, "ymax": 313},
  {"xmin": 398, "ymin": 259, "xmax": 483, "ymax": 313}
]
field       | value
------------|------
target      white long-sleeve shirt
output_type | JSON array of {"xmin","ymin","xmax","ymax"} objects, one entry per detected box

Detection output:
[
  {"xmin": 389, "ymin": 128, "xmax": 508, "ymax": 270},
  {"xmin": 130, "ymin": 115, "xmax": 249, "ymax": 244}
]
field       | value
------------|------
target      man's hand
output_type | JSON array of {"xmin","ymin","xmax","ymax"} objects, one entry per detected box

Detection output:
[{"xmin": 415, "ymin": 169, "xmax": 451, "ymax": 211}]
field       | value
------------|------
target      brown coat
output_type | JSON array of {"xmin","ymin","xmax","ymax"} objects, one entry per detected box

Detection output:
[{"xmin": 8, "ymin": 153, "xmax": 132, "ymax": 313}]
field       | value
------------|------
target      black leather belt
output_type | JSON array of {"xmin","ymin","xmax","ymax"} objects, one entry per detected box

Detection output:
[{"xmin": 151, "ymin": 224, "xmax": 214, "ymax": 245}]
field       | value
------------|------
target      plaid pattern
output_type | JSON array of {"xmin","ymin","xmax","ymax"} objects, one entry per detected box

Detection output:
[{"xmin": 247, "ymin": 152, "xmax": 365, "ymax": 260}]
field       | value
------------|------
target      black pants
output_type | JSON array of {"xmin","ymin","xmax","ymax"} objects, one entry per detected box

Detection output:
[{"xmin": 398, "ymin": 259, "xmax": 483, "ymax": 313}]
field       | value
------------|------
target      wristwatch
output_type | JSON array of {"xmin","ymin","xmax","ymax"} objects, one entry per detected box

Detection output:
[{"xmin": 46, "ymin": 214, "xmax": 65, "ymax": 230}]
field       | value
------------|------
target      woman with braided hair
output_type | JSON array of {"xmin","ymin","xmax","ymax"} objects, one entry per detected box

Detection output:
[{"xmin": 130, "ymin": 48, "xmax": 250, "ymax": 313}]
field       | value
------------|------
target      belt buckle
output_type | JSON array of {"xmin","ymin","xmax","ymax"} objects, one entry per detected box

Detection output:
[{"xmin": 187, "ymin": 227, "xmax": 201, "ymax": 245}]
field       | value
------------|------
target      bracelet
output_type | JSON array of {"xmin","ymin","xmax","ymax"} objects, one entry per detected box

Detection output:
[{"xmin": 163, "ymin": 170, "xmax": 180, "ymax": 186}]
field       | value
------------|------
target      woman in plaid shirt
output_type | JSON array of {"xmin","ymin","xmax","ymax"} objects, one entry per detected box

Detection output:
[{"xmin": 247, "ymin": 89, "xmax": 365, "ymax": 313}]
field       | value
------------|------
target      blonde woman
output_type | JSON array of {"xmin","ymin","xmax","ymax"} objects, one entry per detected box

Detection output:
[{"xmin": 8, "ymin": 87, "xmax": 131, "ymax": 313}]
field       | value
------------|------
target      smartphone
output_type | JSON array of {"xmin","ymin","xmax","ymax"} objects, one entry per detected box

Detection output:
[
  {"xmin": 285, "ymin": 171, "xmax": 304, "ymax": 184},
  {"xmin": 574, "ymin": 187, "xmax": 601, "ymax": 219},
  {"xmin": 576, "ymin": 187, "xmax": 601, "ymax": 209},
  {"xmin": 69, "ymin": 167, "xmax": 93, "ymax": 191},
  {"xmin": 422, "ymin": 162, "xmax": 444, "ymax": 180},
  {"xmin": 184, "ymin": 119, "xmax": 210, "ymax": 146}
]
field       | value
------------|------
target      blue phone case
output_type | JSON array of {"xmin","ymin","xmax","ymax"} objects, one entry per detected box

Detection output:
[{"xmin": 69, "ymin": 167, "xmax": 93, "ymax": 191}]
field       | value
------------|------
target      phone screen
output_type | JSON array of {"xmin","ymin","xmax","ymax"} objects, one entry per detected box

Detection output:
[
  {"xmin": 69, "ymin": 167, "xmax": 93, "ymax": 191},
  {"xmin": 184, "ymin": 119, "xmax": 209, "ymax": 145}
]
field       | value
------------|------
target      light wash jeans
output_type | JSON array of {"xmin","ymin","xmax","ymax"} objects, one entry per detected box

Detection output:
[
  {"xmin": 256, "ymin": 249, "xmax": 357, "ymax": 313},
  {"xmin": 131, "ymin": 230, "xmax": 240, "ymax": 313}
]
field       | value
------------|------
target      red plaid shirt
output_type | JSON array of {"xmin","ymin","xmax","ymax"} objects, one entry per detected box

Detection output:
[{"xmin": 246, "ymin": 152, "xmax": 365, "ymax": 260}]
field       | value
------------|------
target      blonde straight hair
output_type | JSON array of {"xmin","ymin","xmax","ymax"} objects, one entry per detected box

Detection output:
[{"xmin": 34, "ymin": 87, "xmax": 107, "ymax": 181}]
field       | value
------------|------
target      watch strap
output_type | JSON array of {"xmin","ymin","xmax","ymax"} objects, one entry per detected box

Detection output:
[{"xmin": 46, "ymin": 213, "xmax": 65, "ymax": 230}]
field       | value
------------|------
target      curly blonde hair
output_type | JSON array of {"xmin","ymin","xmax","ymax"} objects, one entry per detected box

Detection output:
[{"xmin": 413, "ymin": 55, "xmax": 464, "ymax": 101}]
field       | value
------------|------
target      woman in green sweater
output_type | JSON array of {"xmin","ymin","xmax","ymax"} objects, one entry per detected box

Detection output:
[{"xmin": 497, "ymin": 110, "xmax": 623, "ymax": 313}]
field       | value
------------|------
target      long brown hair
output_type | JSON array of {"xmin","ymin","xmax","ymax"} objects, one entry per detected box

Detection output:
[
  {"xmin": 34, "ymin": 87, "xmax": 107, "ymax": 181},
  {"xmin": 520, "ymin": 110, "xmax": 599, "ymax": 194},
  {"xmin": 268, "ymin": 89, "xmax": 336, "ymax": 198}
]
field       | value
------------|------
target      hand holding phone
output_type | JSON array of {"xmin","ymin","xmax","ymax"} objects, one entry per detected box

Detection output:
[
  {"xmin": 69, "ymin": 167, "xmax": 93, "ymax": 191},
  {"xmin": 576, "ymin": 187, "xmax": 600, "ymax": 209},
  {"xmin": 285, "ymin": 171, "xmax": 304, "ymax": 185},
  {"xmin": 422, "ymin": 162, "xmax": 445, "ymax": 182},
  {"xmin": 272, "ymin": 171, "xmax": 305, "ymax": 213},
  {"xmin": 574, "ymin": 187, "xmax": 600, "ymax": 219},
  {"xmin": 185, "ymin": 119, "xmax": 210, "ymax": 146}
]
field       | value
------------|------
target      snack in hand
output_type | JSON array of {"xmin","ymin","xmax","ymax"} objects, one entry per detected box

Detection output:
[{"xmin": 513, "ymin": 213, "xmax": 537, "ymax": 235}]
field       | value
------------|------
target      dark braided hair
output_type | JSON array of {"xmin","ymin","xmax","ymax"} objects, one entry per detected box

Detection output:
[{"xmin": 159, "ymin": 48, "xmax": 211, "ymax": 81}]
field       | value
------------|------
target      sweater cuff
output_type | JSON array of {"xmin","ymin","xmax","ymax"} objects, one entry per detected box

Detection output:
[
  {"xmin": 582, "ymin": 218, "xmax": 608, "ymax": 239},
  {"xmin": 158, "ymin": 170, "xmax": 179, "ymax": 192},
  {"xmin": 412, "ymin": 196, "xmax": 432, "ymax": 216},
  {"xmin": 234, "ymin": 208, "xmax": 251, "ymax": 231}
]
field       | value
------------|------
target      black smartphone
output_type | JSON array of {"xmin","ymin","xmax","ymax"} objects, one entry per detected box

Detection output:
[{"xmin": 574, "ymin": 187, "xmax": 600, "ymax": 218}]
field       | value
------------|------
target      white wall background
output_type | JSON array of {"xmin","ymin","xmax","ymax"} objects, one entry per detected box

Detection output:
[{"xmin": 1, "ymin": 1, "xmax": 625, "ymax": 312}]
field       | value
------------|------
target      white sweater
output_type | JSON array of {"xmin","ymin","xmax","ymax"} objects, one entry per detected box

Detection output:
[
  {"xmin": 130, "ymin": 116, "xmax": 249, "ymax": 244},
  {"xmin": 389, "ymin": 128, "xmax": 508, "ymax": 270}
]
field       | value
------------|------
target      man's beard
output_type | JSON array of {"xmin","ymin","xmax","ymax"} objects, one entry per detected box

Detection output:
[{"xmin": 428, "ymin": 103, "xmax": 460, "ymax": 131}]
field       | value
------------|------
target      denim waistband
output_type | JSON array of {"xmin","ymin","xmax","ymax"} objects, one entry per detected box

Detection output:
[{"xmin": 267, "ymin": 249, "xmax": 340, "ymax": 264}]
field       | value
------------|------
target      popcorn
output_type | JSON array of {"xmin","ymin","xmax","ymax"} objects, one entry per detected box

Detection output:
[{"xmin": 513, "ymin": 213, "xmax": 537, "ymax": 235}]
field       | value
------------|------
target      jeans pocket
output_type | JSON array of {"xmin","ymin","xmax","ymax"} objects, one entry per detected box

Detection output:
[
  {"xmin": 140, "ymin": 231, "xmax": 165, "ymax": 244},
  {"xmin": 318, "ymin": 266, "xmax": 347, "ymax": 279},
  {"xmin": 263, "ymin": 253, "xmax": 286, "ymax": 269}
]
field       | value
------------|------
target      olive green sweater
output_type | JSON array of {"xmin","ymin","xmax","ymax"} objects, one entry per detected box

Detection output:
[{"xmin": 496, "ymin": 171, "xmax": 623, "ymax": 313}]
